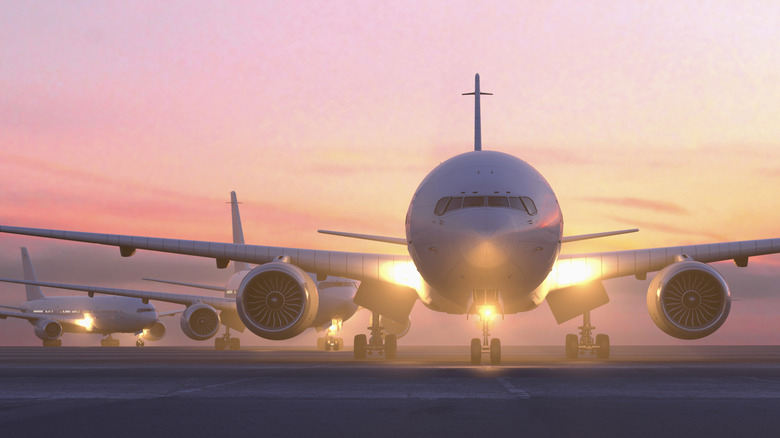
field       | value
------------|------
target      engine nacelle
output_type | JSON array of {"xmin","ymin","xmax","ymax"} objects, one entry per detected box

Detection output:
[
  {"xmin": 34, "ymin": 320, "xmax": 63, "ymax": 341},
  {"xmin": 646, "ymin": 261, "xmax": 731, "ymax": 340},
  {"xmin": 236, "ymin": 261, "xmax": 319, "ymax": 340},
  {"xmin": 142, "ymin": 321, "xmax": 166, "ymax": 341},
  {"xmin": 379, "ymin": 315, "xmax": 411, "ymax": 339},
  {"xmin": 180, "ymin": 303, "xmax": 220, "ymax": 340}
]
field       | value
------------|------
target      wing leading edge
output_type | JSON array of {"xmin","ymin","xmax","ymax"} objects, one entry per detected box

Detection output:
[{"xmin": 550, "ymin": 238, "xmax": 780, "ymax": 290}]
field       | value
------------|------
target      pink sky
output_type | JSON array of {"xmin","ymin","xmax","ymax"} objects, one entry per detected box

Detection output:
[{"xmin": 1, "ymin": 1, "xmax": 779, "ymax": 347}]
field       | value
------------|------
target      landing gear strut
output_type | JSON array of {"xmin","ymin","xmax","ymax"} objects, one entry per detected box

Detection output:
[
  {"xmin": 215, "ymin": 326, "xmax": 240, "ymax": 350},
  {"xmin": 565, "ymin": 311, "xmax": 609, "ymax": 359},
  {"xmin": 353, "ymin": 312, "xmax": 396, "ymax": 360},
  {"xmin": 100, "ymin": 335, "xmax": 120, "ymax": 347},
  {"xmin": 469, "ymin": 290, "xmax": 502, "ymax": 365},
  {"xmin": 317, "ymin": 319, "xmax": 344, "ymax": 352}
]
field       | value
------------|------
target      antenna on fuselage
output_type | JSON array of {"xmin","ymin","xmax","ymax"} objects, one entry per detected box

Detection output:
[{"xmin": 462, "ymin": 73, "xmax": 492, "ymax": 151}]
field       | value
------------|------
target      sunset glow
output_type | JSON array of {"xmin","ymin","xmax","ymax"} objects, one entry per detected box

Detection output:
[{"xmin": 1, "ymin": 1, "xmax": 779, "ymax": 346}]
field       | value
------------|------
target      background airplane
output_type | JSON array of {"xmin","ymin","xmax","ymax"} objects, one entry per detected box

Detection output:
[
  {"xmin": 0, "ymin": 248, "xmax": 168, "ymax": 347},
  {"xmin": 1, "ymin": 75, "xmax": 778, "ymax": 364}
]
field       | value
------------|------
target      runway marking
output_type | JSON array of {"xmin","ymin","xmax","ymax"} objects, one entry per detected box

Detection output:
[
  {"xmin": 164, "ymin": 377, "xmax": 261, "ymax": 397},
  {"xmin": 496, "ymin": 377, "xmax": 530, "ymax": 399}
]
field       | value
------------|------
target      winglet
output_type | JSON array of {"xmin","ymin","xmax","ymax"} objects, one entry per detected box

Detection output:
[
  {"xmin": 20, "ymin": 247, "xmax": 45, "ymax": 301},
  {"xmin": 229, "ymin": 191, "xmax": 252, "ymax": 273},
  {"xmin": 462, "ymin": 73, "xmax": 492, "ymax": 151}
]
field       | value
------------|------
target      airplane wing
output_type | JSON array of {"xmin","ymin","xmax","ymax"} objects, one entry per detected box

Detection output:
[
  {"xmin": 157, "ymin": 309, "xmax": 185, "ymax": 317},
  {"xmin": 0, "ymin": 226, "xmax": 414, "ymax": 286},
  {"xmin": 0, "ymin": 278, "xmax": 236, "ymax": 312},
  {"xmin": 549, "ymin": 238, "xmax": 780, "ymax": 290},
  {"xmin": 142, "ymin": 278, "xmax": 225, "ymax": 292}
]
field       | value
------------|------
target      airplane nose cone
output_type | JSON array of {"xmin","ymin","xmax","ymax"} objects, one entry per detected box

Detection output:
[{"xmin": 456, "ymin": 211, "xmax": 515, "ymax": 269}]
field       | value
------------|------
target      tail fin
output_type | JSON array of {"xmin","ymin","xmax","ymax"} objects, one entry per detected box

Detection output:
[
  {"xmin": 462, "ymin": 73, "xmax": 492, "ymax": 151},
  {"xmin": 229, "ymin": 191, "xmax": 252, "ymax": 273},
  {"xmin": 20, "ymin": 247, "xmax": 45, "ymax": 301}
]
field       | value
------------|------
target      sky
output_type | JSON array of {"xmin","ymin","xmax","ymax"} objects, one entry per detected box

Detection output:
[{"xmin": 0, "ymin": 1, "xmax": 779, "ymax": 347}]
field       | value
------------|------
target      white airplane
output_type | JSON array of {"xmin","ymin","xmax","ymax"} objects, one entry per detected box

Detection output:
[
  {"xmin": 0, "ymin": 247, "xmax": 167, "ymax": 347},
  {"xmin": 1, "ymin": 74, "xmax": 779, "ymax": 364},
  {"xmin": 0, "ymin": 192, "xmax": 366, "ymax": 351}
]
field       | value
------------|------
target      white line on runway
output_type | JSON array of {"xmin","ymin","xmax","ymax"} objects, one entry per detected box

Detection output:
[{"xmin": 496, "ymin": 377, "xmax": 530, "ymax": 399}]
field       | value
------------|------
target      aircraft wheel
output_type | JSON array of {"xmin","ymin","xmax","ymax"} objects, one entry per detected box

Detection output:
[
  {"xmin": 317, "ymin": 337, "xmax": 326, "ymax": 350},
  {"xmin": 470, "ymin": 338, "xmax": 481, "ymax": 365},
  {"xmin": 215, "ymin": 337, "xmax": 226, "ymax": 351},
  {"xmin": 335, "ymin": 338, "xmax": 344, "ymax": 351},
  {"xmin": 43, "ymin": 339, "xmax": 62, "ymax": 347},
  {"xmin": 385, "ymin": 334, "xmax": 397, "ymax": 360},
  {"xmin": 229, "ymin": 337, "xmax": 240, "ymax": 350},
  {"xmin": 565, "ymin": 334, "xmax": 579, "ymax": 360},
  {"xmin": 136, "ymin": 339, "xmax": 145, "ymax": 347},
  {"xmin": 354, "ymin": 334, "xmax": 367, "ymax": 359},
  {"xmin": 490, "ymin": 338, "xmax": 501, "ymax": 365},
  {"xmin": 325, "ymin": 340, "xmax": 332, "ymax": 351},
  {"xmin": 596, "ymin": 334, "xmax": 610, "ymax": 359}
]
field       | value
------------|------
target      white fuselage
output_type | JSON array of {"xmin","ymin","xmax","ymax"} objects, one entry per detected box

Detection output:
[
  {"xmin": 23, "ymin": 295, "xmax": 158, "ymax": 334},
  {"xmin": 407, "ymin": 150, "xmax": 563, "ymax": 314}
]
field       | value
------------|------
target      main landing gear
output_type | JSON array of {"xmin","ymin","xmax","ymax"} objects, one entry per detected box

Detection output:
[
  {"xmin": 42, "ymin": 339, "xmax": 62, "ymax": 347},
  {"xmin": 136, "ymin": 338, "xmax": 145, "ymax": 347},
  {"xmin": 565, "ymin": 311, "xmax": 610, "ymax": 359},
  {"xmin": 317, "ymin": 319, "xmax": 344, "ymax": 352},
  {"xmin": 353, "ymin": 312, "xmax": 396, "ymax": 360},
  {"xmin": 469, "ymin": 290, "xmax": 502, "ymax": 365},
  {"xmin": 215, "ymin": 326, "xmax": 240, "ymax": 350},
  {"xmin": 100, "ymin": 335, "xmax": 120, "ymax": 347}
]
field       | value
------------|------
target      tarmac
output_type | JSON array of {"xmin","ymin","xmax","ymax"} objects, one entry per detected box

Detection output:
[{"xmin": 1, "ymin": 345, "xmax": 780, "ymax": 437}]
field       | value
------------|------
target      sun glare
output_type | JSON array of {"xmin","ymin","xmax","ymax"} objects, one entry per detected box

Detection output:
[
  {"xmin": 549, "ymin": 258, "xmax": 603, "ymax": 289},
  {"xmin": 75, "ymin": 313, "xmax": 94, "ymax": 331}
]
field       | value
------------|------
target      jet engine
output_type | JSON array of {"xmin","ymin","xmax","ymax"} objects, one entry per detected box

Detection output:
[
  {"xmin": 236, "ymin": 261, "xmax": 319, "ymax": 340},
  {"xmin": 142, "ymin": 321, "xmax": 167, "ymax": 341},
  {"xmin": 180, "ymin": 303, "xmax": 220, "ymax": 340},
  {"xmin": 34, "ymin": 320, "xmax": 62, "ymax": 341},
  {"xmin": 646, "ymin": 260, "xmax": 731, "ymax": 340},
  {"xmin": 379, "ymin": 314, "xmax": 411, "ymax": 339}
]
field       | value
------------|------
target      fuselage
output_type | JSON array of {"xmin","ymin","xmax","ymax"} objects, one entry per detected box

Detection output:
[
  {"xmin": 23, "ymin": 295, "xmax": 158, "ymax": 334},
  {"xmin": 406, "ymin": 150, "xmax": 563, "ymax": 314}
]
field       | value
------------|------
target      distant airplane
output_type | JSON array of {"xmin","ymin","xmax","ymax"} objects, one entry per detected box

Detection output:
[
  {"xmin": 0, "ymin": 193, "xmax": 370, "ymax": 351},
  {"xmin": 0, "ymin": 248, "xmax": 168, "ymax": 347},
  {"xmin": 1, "ymin": 74, "xmax": 778, "ymax": 364}
]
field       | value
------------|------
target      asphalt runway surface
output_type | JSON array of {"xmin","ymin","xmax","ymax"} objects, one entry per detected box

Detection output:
[{"xmin": 1, "ymin": 345, "xmax": 780, "ymax": 437}]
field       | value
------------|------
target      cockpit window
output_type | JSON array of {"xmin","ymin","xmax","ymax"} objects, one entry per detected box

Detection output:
[
  {"xmin": 445, "ymin": 197, "xmax": 463, "ymax": 213},
  {"xmin": 434, "ymin": 195, "xmax": 538, "ymax": 216},
  {"xmin": 434, "ymin": 197, "xmax": 451, "ymax": 216},
  {"xmin": 488, "ymin": 196, "xmax": 509, "ymax": 207},
  {"xmin": 463, "ymin": 196, "xmax": 484, "ymax": 208},
  {"xmin": 521, "ymin": 196, "xmax": 537, "ymax": 215}
]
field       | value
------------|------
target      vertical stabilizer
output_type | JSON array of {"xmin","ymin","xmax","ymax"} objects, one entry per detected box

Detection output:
[
  {"xmin": 20, "ymin": 247, "xmax": 45, "ymax": 301},
  {"xmin": 229, "ymin": 191, "xmax": 252, "ymax": 273},
  {"xmin": 462, "ymin": 73, "xmax": 492, "ymax": 151}
]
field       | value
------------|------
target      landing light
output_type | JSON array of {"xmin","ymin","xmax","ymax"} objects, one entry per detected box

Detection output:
[
  {"xmin": 76, "ymin": 313, "xmax": 94, "ymax": 331},
  {"xmin": 478, "ymin": 305, "xmax": 496, "ymax": 321}
]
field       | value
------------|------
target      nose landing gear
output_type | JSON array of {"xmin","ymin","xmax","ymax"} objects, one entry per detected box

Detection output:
[
  {"xmin": 468, "ymin": 290, "xmax": 502, "ymax": 365},
  {"xmin": 353, "ymin": 312, "xmax": 396, "ymax": 360},
  {"xmin": 215, "ymin": 326, "xmax": 240, "ymax": 350},
  {"xmin": 565, "ymin": 311, "xmax": 610, "ymax": 359},
  {"xmin": 317, "ymin": 319, "xmax": 344, "ymax": 352}
]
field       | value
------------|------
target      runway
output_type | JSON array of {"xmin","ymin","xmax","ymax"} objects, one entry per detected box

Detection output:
[{"xmin": 1, "ymin": 345, "xmax": 780, "ymax": 437}]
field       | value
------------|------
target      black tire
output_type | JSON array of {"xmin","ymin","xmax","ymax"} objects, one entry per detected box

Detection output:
[
  {"xmin": 385, "ymin": 334, "xmax": 397, "ymax": 360},
  {"xmin": 470, "ymin": 338, "xmax": 481, "ymax": 365},
  {"xmin": 490, "ymin": 338, "xmax": 501, "ymax": 365},
  {"xmin": 335, "ymin": 338, "xmax": 344, "ymax": 351},
  {"xmin": 596, "ymin": 334, "xmax": 610, "ymax": 359},
  {"xmin": 565, "ymin": 334, "xmax": 579, "ymax": 360},
  {"xmin": 317, "ymin": 337, "xmax": 326, "ymax": 350},
  {"xmin": 354, "ymin": 334, "xmax": 368, "ymax": 359},
  {"xmin": 215, "ymin": 337, "xmax": 226, "ymax": 351},
  {"xmin": 229, "ymin": 337, "xmax": 240, "ymax": 350},
  {"xmin": 325, "ymin": 341, "xmax": 332, "ymax": 351}
]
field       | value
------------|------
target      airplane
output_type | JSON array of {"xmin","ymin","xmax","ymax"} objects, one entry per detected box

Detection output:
[
  {"xmin": 1, "ymin": 74, "xmax": 779, "ymax": 364},
  {"xmin": 0, "ymin": 192, "xmax": 369, "ymax": 351},
  {"xmin": 0, "ymin": 247, "xmax": 168, "ymax": 347}
]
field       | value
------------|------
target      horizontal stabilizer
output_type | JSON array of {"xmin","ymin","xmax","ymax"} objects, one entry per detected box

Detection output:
[
  {"xmin": 318, "ymin": 230, "xmax": 407, "ymax": 245},
  {"xmin": 142, "ymin": 278, "xmax": 225, "ymax": 292},
  {"xmin": 562, "ymin": 228, "xmax": 639, "ymax": 244},
  {"xmin": 0, "ymin": 304, "xmax": 25, "ymax": 311}
]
